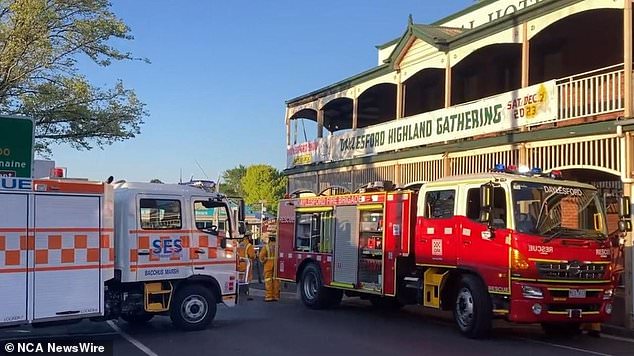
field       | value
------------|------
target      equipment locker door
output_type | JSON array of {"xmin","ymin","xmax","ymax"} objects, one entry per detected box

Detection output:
[
  {"xmin": 33, "ymin": 195, "xmax": 102, "ymax": 321},
  {"xmin": 333, "ymin": 206, "xmax": 359, "ymax": 285},
  {"xmin": 0, "ymin": 193, "xmax": 29, "ymax": 325}
]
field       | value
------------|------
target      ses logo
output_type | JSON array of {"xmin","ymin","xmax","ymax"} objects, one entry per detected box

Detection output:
[{"xmin": 151, "ymin": 239, "xmax": 183, "ymax": 257}]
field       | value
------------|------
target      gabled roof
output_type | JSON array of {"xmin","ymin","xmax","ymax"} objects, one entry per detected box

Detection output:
[
  {"xmin": 385, "ymin": 22, "xmax": 466, "ymax": 66},
  {"xmin": 412, "ymin": 24, "xmax": 466, "ymax": 43},
  {"xmin": 376, "ymin": 21, "xmax": 466, "ymax": 51}
]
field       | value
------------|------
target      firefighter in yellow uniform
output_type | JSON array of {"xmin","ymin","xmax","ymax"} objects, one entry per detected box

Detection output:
[
  {"xmin": 237, "ymin": 233, "xmax": 256, "ymax": 283},
  {"xmin": 259, "ymin": 234, "xmax": 280, "ymax": 301}
]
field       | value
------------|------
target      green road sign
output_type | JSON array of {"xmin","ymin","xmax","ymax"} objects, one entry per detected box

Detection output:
[{"xmin": 0, "ymin": 116, "xmax": 34, "ymax": 178}]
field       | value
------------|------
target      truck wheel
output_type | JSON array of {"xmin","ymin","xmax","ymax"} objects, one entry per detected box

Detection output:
[
  {"xmin": 170, "ymin": 284, "xmax": 217, "ymax": 331},
  {"xmin": 300, "ymin": 263, "xmax": 337, "ymax": 309},
  {"xmin": 453, "ymin": 275, "xmax": 492, "ymax": 338},
  {"xmin": 121, "ymin": 313, "xmax": 154, "ymax": 325},
  {"xmin": 541, "ymin": 323, "xmax": 582, "ymax": 337}
]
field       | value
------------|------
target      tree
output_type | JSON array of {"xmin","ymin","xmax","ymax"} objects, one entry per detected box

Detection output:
[
  {"xmin": 220, "ymin": 165, "xmax": 246, "ymax": 196},
  {"xmin": 0, "ymin": 0, "xmax": 147, "ymax": 154},
  {"xmin": 150, "ymin": 178, "xmax": 163, "ymax": 184},
  {"xmin": 241, "ymin": 165, "xmax": 286, "ymax": 213}
]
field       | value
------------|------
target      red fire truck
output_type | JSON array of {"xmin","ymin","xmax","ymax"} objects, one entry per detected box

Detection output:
[{"xmin": 276, "ymin": 166, "xmax": 631, "ymax": 338}]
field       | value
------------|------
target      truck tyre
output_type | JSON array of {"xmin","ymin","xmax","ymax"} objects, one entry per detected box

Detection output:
[
  {"xmin": 170, "ymin": 284, "xmax": 217, "ymax": 331},
  {"xmin": 121, "ymin": 313, "xmax": 154, "ymax": 325},
  {"xmin": 453, "ymin": 275, "xmax": 492, "ymax": 338},
  {"xmin": 300, "ymin": 263, "xmax": 338, "ymax": 309},
  {"xmin": 541, "ymin": 322, "xmax": 582, "ymax": 337}
]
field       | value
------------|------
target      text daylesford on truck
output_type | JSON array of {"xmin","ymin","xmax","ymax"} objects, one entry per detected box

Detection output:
[{"xmin": 276, "ymin": 165, "xmax": 632, "ymax": 338}]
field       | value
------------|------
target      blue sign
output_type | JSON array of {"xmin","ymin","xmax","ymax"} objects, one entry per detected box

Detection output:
[{"xmin": 0, "ymin": 177, "xmax": 32, "ymax": 191}]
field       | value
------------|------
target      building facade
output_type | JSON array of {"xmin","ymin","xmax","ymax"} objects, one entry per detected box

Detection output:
[{"xmin": 284, "ymin": 0, "xmax": 634, "ymax": 328}]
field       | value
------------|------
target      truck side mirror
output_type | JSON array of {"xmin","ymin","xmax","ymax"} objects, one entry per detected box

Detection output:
[
  {"xmin": 479, "ymin": 183, "xmax": 494, "ymax": 226},
  {"xmin": 618, "ymin": 220, "xmax": 632, "ymax": 233},
  {"xmin": 619, "ymin": 196, "xmax": 631, "ymax": 218}
]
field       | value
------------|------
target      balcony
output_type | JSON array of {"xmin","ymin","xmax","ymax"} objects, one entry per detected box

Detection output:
[
  {"xmin": 286, "ymin": 63, "xmax": 627, "ymax": 169},
  {"xmin": 556, "ymin": 64, "xmax": 624, "ymax": 123}
]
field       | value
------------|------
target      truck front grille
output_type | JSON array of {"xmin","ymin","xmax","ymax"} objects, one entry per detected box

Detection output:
[{"xmin": 536, "ymin": 261, "xmax": 606, "ymax": 280}]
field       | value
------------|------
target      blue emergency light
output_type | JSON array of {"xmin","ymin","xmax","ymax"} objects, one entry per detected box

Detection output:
[
  {"xmin": 494, "ymin": 163, "xmax": 506, "ymax": 172},
  {"xmin": 492, "ymin": 163, "xmax": 549, "ymax": 177}
]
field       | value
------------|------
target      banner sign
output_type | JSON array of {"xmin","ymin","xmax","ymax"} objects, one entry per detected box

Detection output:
[
  {"xmin": 286, "ymin": 141, "xmax": 320, "ymax": 168},
  {"xmin": 0, "ymin": 116, "xmax": 34, "ymax": 177},
  {"xmin": 287, "ymin": 81, "xmax": 558, "ymax": 168}
]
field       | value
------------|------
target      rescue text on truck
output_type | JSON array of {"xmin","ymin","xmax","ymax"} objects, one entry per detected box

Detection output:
[
  {"xmin": 275, "ymin": 166, "xmax": 632, "ymax": 338},
  {"xmin": 0, "ymin": 177, "xmax": 248, "ymax": 331}
]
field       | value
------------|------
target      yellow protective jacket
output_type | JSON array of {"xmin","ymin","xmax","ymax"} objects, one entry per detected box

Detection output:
[
  {"xmin": 259, "ymin": 241, "xmax": 277, "ymax": 272},
  {"xmin": 237, "ymin": 241, "xmax": 256, "ymax": 272}
]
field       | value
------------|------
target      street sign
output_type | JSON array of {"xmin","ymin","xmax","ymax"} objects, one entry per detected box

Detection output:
[{"xmin": 0, "ymin": 116, "xmax": 34, "ymax": 178}]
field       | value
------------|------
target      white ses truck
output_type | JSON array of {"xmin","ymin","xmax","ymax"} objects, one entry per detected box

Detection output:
[{"xmin": 0, "ymin": 177, "xmax": 246, "ymax": 331}]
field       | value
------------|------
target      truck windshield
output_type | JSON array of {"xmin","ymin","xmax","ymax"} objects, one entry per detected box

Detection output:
[{"xmin": 511, "ymin": 181, "xmax": 606, "ymax": 240}]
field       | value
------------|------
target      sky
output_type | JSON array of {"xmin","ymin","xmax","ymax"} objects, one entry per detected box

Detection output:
[{"xmin": 48, "ymin": 0, "xmax": 474, "ymax": 183}]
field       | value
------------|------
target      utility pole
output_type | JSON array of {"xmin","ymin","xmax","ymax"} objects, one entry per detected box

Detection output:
[{"xmin": 259, "ymin": 200, "xmax": 267, "ymax": 243}]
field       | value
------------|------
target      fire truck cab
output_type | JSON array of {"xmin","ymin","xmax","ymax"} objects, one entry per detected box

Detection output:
[{"xmin": 276, "ymin": 167, "xmax": 631, "ymax": 338}]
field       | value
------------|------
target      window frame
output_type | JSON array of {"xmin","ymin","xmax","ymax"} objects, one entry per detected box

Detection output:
[
  {"xmin": 424, "ymin": 189, "xmax": 456, "ymax": 219},
  {"xmin": 139, "ymin": 198, "xmax": 183, "ymax": 230}
]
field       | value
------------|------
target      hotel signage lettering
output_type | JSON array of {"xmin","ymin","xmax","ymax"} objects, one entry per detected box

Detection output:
[{"xmin": 441, "ymin": 0, "xmax": 547, "ymax": 29}]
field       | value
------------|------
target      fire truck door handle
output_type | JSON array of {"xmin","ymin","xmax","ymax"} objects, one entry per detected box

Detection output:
[
  {"xmin": 463, "ymin": 240, "xmax": 471, "ymax": 246},
  {"xmin": 420, "ymin": 239, "xmax": 428, "ymax": 243},
  {"xmin": 195, "ymin": 249, "xmax": 206, "ymax": 254},
  {"xmin": 138, "ymin": 249, "xmax": 150, "ymax": 256}
]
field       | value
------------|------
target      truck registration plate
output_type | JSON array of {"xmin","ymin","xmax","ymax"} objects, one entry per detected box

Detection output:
[{"xmin": 569, "ymin": 289, "xmax": 586, "ymax": 298}]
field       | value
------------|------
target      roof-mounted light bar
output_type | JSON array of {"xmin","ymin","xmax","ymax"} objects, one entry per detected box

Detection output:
[{"xmin": 491, "ymin": 164, "xmax": 562, "ymax": 179}]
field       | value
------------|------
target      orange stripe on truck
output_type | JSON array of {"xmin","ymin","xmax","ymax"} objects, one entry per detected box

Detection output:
[
  {"xmin": 34, "ymin": 263, "xmax": 114, "ymax": 272},
  {"xmin": 32, "ymin": 180, "xmax": 105, "ymax": 194},
  {"xmin": 129, "ymin": 229, "xmax": 198, "ymax": 234},
  {"xmin": 130, "ymin": 260, "xmax": 236, "ymax": 270},
  {"xmin": 33, "ymin": 228, "xmax": 113, "ymax": 233},
  {"xmin": 0, "ymin": 228, "xmax": 27, "ymax": 233},
  {"xmin": 0, "ymin": 263, "xmax": 114, "ymax": 274}
]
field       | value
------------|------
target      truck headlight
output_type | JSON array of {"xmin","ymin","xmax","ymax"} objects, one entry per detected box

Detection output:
[
  {"xmin": 603, "ymin": 288, "xmax": 614, "ymax": 300},
  {"xmin": 522, "ymin": 285, "xmax": 544, "ymax": 299}
]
